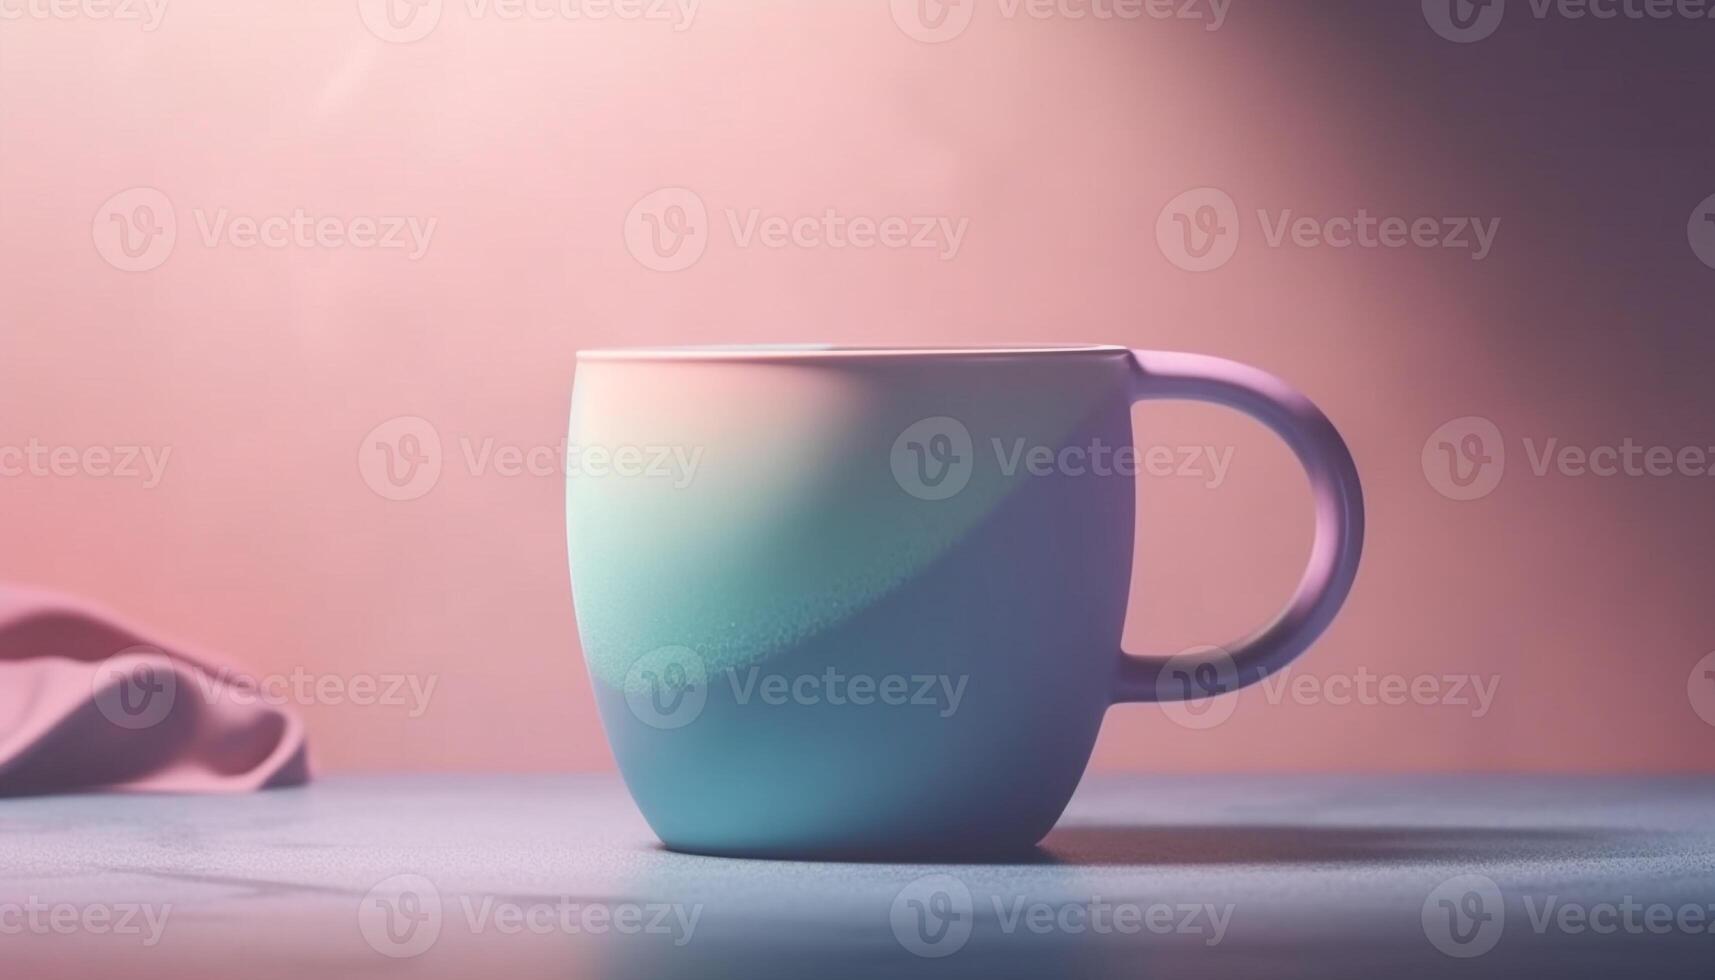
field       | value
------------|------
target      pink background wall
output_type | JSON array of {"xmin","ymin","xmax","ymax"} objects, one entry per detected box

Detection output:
[{"xmin": 3, "ymin": 0, "xmax": 1713, "ymax": 773}]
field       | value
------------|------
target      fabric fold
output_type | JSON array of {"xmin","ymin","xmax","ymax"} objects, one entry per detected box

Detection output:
[{"xmin": 0, "ymin": 586, "xmax": 308, "ymax": 795}]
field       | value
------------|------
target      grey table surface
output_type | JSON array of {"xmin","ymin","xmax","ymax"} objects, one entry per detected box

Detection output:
[{"xmin": 1, "ymin": 774, "xmax": 1712, "ymax": 979}]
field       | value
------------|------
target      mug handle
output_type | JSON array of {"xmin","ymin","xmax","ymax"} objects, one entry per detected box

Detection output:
[{"xmin": 1113, "ymin": 350, "xmax": 1365, "ymax": 703}]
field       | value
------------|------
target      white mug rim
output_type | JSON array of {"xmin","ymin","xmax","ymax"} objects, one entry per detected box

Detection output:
[{"xmin": 577, "ymin": 344, "xmax": 1125, "ymax": 363}]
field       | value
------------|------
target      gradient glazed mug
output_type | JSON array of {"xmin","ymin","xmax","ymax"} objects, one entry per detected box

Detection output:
[{"xmin": 567, "ymin": 345, "xmax": 1363, "ymax": 858}]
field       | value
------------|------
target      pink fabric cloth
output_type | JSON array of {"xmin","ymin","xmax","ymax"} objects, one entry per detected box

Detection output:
[{"xmin": 0, "ymin": 587, "xmax": 308, "ymax": 795}]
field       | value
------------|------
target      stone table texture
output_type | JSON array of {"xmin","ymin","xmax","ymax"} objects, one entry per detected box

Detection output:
[{"xmin": 1, "ymin": 774, "xmax": 1712, "ymax": 978}]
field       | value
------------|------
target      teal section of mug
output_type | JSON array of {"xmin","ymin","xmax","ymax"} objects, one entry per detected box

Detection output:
[{"xmin": 568, "ymin": 357, "xmax": 1114, "ymax": 690}]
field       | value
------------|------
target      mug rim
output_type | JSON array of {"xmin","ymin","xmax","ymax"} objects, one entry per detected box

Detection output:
[{"xmin": 577, "ymin": 344, "xmax": 1125, "ymax": 362}]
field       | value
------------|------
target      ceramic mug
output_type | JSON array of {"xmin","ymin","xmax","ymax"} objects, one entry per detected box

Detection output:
[{"xmin": 567, "ymin": 345, "xmax": 1363, "ymax": 858}]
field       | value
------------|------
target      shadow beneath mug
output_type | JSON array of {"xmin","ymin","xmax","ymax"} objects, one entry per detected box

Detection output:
[
  {"xmin": 1034, "ymin": 822, "xmax": 1629, "ymax": 867},
  {"xmin": 617, "ymin": 823, "xmax": 1665, "ymax": 980},
  {"xmin": 678, "ymin": 822, "xmax": 1635, "ymax": 868}
]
